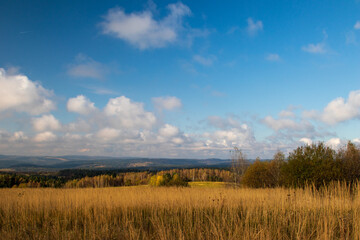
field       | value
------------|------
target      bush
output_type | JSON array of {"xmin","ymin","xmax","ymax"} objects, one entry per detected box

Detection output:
[
  {"xmin": 242, "ymin": 160, "xmax": 271, "ymax": 188},
  {"xmin": 242, "ymin": 152, "xmax": 285, "ymax": 188},
  {"xmin": 149, "ymin": 173, "xmax": 188, "ymax": 187},
  {"xmin": 281, "ymin": 143, "xmax": 341, "ymax": 188}
]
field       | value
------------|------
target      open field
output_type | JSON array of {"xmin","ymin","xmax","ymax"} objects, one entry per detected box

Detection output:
[{"xmin": 1, "ymin": 183, "xmax": 360, "ymax": 239}]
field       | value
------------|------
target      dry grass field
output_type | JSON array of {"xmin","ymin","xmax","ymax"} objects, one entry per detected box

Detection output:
[{"xmin": 1, "ymin": 183, "xmax": 360, "ymax": 240}]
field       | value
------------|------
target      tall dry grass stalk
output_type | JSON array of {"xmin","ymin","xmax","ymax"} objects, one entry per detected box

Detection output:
[{"xmin": 0, "ymin": 183, "xmax": 360, "ymax": 239}]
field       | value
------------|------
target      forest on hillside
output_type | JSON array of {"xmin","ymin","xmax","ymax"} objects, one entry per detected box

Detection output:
[{"xmin": 1, "ymin": 141, "xmax": 359, "ymax": 189}]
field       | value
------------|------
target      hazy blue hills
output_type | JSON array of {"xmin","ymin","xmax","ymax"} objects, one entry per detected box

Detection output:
[{"xmin": 0, "ymin": 155, "xmax": 232, "ymax": 172}]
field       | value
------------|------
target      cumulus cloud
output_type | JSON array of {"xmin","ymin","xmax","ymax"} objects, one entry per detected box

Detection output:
[
  {"xmin": 96, "ymin": 127, "xmax": 121, "ymax": 141},
  {"xmin": 326, "ymin": 138, "xmax": 342, "ymax": 149},
  {"xmin": 104, "ymin": 96, "xmax": 156, "ymax": 129},
  {"xmin": 32, "ymin": 114, "xmax": 61, "ymax": 132},
  {"xmin": 246, "ymin": 18, "xmax": 263, "ymax": 36},
  {"xmin": 193, "ymin": 54, "xmax": 217, "ymax": 66},
  {"xmin": 67, "ymin": 54, "xmax": 108, "ymax": 80},
  {"xmin": 203, "ymin": 125, "xmax": 255, "ymax": 150},
  {"xmin": 199, "ymin": 116, "xmax": 257, "ymax": 152},
  {"xmin": 67, "ymin": 95, "xmax": 97, "ymax": 115},
  {"xmin": 100, "ymin": 2, "xmax": 191, "ymax": 49},
  {"xmin": 152, "ymin": 96, "xmax": 182, "ymax": 111},
  {"xmin": 171, "ymin": 137, "xmax": 184, "ymax": 145},
  {"xmin": 33, "ymin": 131, "xmax": 57, "ymax": 142},
  {"xmin": 9, "ymin": 131, "xmax": 28, "ymax": 142},
  {"xmin": 0, "ymin": 68, "xmax": 55, "ymax": 115},
  {"xmin": 307, "ymin": 90, "xmax": 360, "ymax": 125},
  {"xmin": 159, "ymin": 124, "xmax": 179, "ymax": 137}
]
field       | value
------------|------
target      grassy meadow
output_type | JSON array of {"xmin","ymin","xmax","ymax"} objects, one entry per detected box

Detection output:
[{"xmin": 1, "ymin": 183, "xmax": 360, "ymax": 240}]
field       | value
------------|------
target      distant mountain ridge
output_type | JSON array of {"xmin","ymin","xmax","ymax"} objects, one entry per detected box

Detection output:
[{"xmin": 0, "ymin": 155, "xmax": 232, "ymax": 172}]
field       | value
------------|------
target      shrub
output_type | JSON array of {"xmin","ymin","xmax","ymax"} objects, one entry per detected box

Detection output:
[
  {"xmin": 149, "ymin": 173, "xmax": 188, "ymax": 187},
  {"xmin": 281, "ymin": 143, "xmax": 341, "ymax": 188},
  {"xmin": 242, "ymin": 159, "xmax": 271, "ymax": 188}
]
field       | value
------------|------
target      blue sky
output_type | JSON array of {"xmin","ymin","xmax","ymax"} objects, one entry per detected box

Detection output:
[{"xmin": 1, "ymin": 0, "xmax": 360, "ymax": 158}]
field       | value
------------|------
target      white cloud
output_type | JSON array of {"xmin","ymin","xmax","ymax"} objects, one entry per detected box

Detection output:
[
  {"xmin": 265, "ymin": 53, "xmax": 280, "ymax": 62},
  {"xmin": 32, "ymin": 114, "xmax": 61, "ymax": 132},
  {"xmin": 100, "ymin": 2, "xmax": 191, "ymax": 49},
  {"xmin": 9, "ymin": 131, "xmax": 28, "ymax": 142},
  {"xmin": 96, "ymin": 127, "xmax": 121, "ymax": 141},
  {"xmin": 318, "ymin": 90, "xmax": 360, "ymax": 125},
  {"xmin": 33, "ymin": 131, "xmax": 57, "ymax": 142},
  {"xmin": 64, "ymin": 133, "xmax": 82, "ymax": 141},
  {"xmin": 0, "ymin": 68, "xmax": 55, "ymax": 115},
  {"xmin": 193, "ymin": 55, "xmax": 217, "ymax": 66},
  {"xmin": 67, "ymin": 95, "xmax": 97, "ymax": 115},
  {"xmin": 302, "ymin": 90, "xmax": 360, "ymax": 125},
  {"xmin": 152, "ymin": 96, "xmax": 182, "ymax": 111},
  {"xmin": 326, "ymin": 138, "xmax": 342, "ymax": 149},
  {"xmin": 263, "ymin": 116, "xmax": 313, "ymax": 131},
  {"xmin": 246, "ymin": 18, "xmax": 263, "ymax": 36},
  {"xmin": 203, "ymin": 125, "xmax": 255, "ymax": 150},
  {"xmin": 299, "ymin": 138, "xmax": 312, "ymax": 145},
  {"xmin": 302, "ymin": 110, "xmax": 318, "ymax": 119},
  {"xmin": 104, "ymin": 96, "xmax": 156, "ymax": 129},
  {"xmin": 159, "ymin": 124, "xmax": 179, "ymax": 138},
  {"xmin": 171, "ymin": 137, "xmax": 184, "ymax": 144},
  {"xmin": 354, "ymin": 21, "xmax": 360, "ymax": 30},
  {"xmin": 206, "ymin": 116, "xmax": 244, "ymax": 130},
  {"xmin": 68, "ymin": 54, "xmax": 108, "ymax": 80},
  {"xmin": 279, "ymin": 110, "xmax": 295, "ymax": 118},
  {"xmin": 302, "ymin": 43, "xmax": 326, "ymax": 54},
  {"xmin": 65, "ymin": 119, "xmax": 92, "ymax": 133}
]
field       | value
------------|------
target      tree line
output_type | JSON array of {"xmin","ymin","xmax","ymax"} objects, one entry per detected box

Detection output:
[
  {"xmin": 0, "ymin": 168, "xmax": 233, "ymax": 188},
  {"xmin": 240, "ymin": 141, "xmax": 360, "ymax": 188},
  {"xmin": 1, "ymin": 141, "xmax": 359, "ymax": 189}
]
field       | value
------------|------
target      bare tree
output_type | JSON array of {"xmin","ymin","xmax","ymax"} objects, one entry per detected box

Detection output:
[{"xmin": 230, "ymin": 147, "xmax": 247, "ymax": 186}]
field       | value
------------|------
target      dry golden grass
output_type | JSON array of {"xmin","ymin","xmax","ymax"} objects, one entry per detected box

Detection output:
[{"xmin": 1, "ymin": 183, "xmax": 360, "ymax": 239}]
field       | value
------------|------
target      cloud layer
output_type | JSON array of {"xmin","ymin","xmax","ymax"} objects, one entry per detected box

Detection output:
[{"xmin": 1, "ymin": 68, "xmax": 360, "ymax": 158}]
